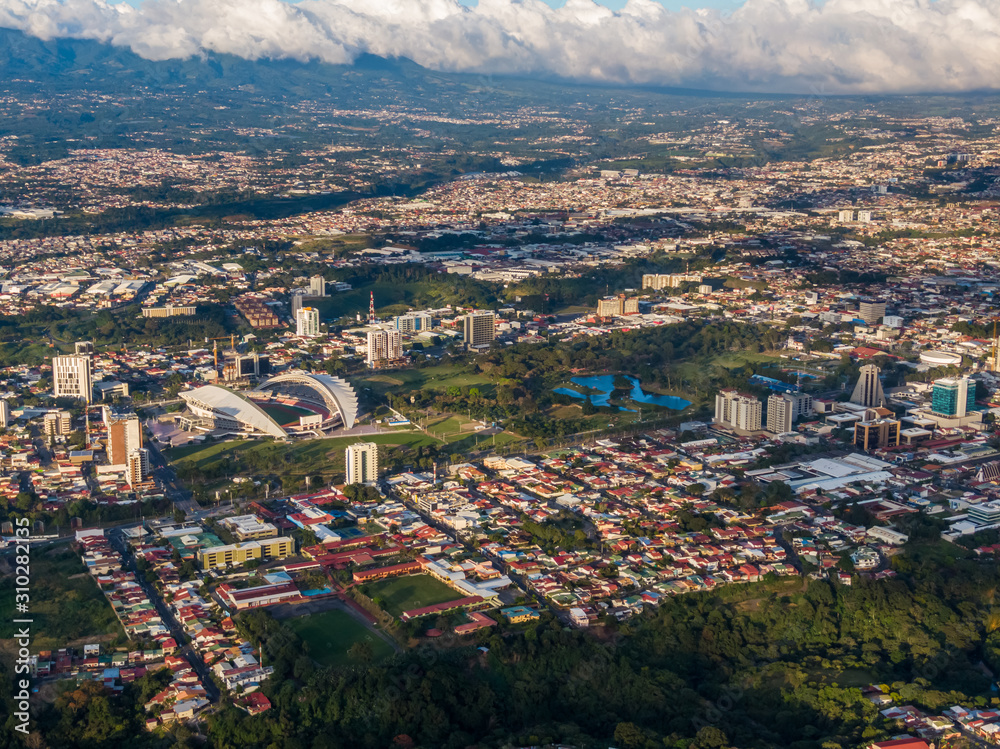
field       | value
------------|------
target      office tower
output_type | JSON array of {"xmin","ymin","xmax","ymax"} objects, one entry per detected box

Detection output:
[
  {"xmin": 367, "ymin": 330, "xmax": 403, "ymax": 367},
  {"xmin": 714, "ymin": 389, "xmax": 762, "ymax": 432},
  {"xmin": 858, "ymin": 301, "xmax": 886, "ymax": 325},
  {"xmin": 766, "ymin": 392, "xmax": 813, "ymax": 434},
  {"xmin": 296, "ymin": 306, "xmax": 321, "ymax": 338},
  {"xmin": 108, "ymin": 414, "xmax": 143, "ymax": 466},
  {"xmin": 127, "ymin": 448, "xmax": 150, "ymax": 488},
  {"xmin": 931, "ymin": 376, "xmax": 974, "ymax": 418},
  {"xmin": 0, "ymin": 399, "xmax": 9, "ymax": 427},
  {"xmin": 236, "ymin": 354, "xmax": 270, "ymax": 378},
  {"xmin": 345, "ymin": 442, "xmax": 379, "ymax": 485},
  {"xmin": 52, "ymin": 354, "xmax": 93, "ymax": 403},
  {"xmin": 463, "ymin": 311, "xmax": 496, "ymax": 348},
  {"xmin": 850, "ymin": 364, "xmax": 885, "ymax": 408},
  {"xmin": 854, "ymin": 411, "xmax": 901, "ymax": 450},
  {"xmin": 309, "ymin": 275, "xmax": 326, "ymax": 297}
]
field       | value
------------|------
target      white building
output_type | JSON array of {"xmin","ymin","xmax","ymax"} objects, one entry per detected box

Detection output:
[
  {"xmin": 346, "ymin": 442, "xmax": 379, "ymax": 485},
  {"xmin": 52, "ymin": 354, "xmax": 93, "ymax": 402},
  {"xmin": 766, "ymin": 392, "xmax": 814, "ymax": 434},
  {"xmin": 366, "ymin": 329, "xmax": 403, "ymax": 367},
  {"xmin": 0, "ymin": 399, "xmax": 9, "ymax": 427},
  {"xmin": 295, "ymin": 306, "xmax": 321, "ymax": 338},
  {"xmin": 715, "ymin": 389, "xmax": 762, "ymax": 432},
  {"xmin": 308, "ymin": 275, "xmax": 326, "ymax": 297}
]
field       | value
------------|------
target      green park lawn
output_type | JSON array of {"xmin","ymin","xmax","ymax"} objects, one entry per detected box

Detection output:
[
  {"xmin": 357, "ymin": 364, "xmax": 495, "ymax": 397},
  {"xmin": 364, "ymin": 574, "xmax": 462, "ymax": 618},
  {"xmin": 288, "ymin": 608, "xmax": 393, "ymax": 668},
  {"xmin": 165, "ymin": 431, "xmax": 443, "ymax": 480}
]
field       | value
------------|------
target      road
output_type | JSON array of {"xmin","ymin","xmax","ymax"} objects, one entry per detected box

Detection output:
[
  {"xmin": 107, "ymin": 528, "xmax": 220, "ymax": 702},
  {"xmin": 143, "ymin": 434, "xmax": 200, "ymax": 514}
]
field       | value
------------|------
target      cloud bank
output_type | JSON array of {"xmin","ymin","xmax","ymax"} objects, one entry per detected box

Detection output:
[{"xmin": 0, "ymin": 0, "xmax": 998, "ymax": 94}]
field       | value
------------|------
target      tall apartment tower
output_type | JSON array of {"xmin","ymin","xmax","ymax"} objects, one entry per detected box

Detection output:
[
  {"xmin": 127, "ymin": 448, "xmax": 150, "ymax": 488},
  {"xmin": 308, "ymin": 275, "xmax": 326, "ymax": 297},
  {"xmin": 366, "ymin": 330, "xmax": 403, "ymax": 367},
  {"xmin": 0, "ymin": 399, "xmax": 10, "ymax": 428},
  {"xmin": 463, "ymin": 312, "xmax": 496, "ymax": 348},
  {"xmin": 850, "ymin": 364, "xmax": 885, "ymax": 408},
  {"xmin": 766, "ymin": 392, "xmax": 814, "ymax": 434},
  {"xmin": 715, "ymin": 389, "xmax": 762, "ymax": 432},
  {"xmin": 858, "ymin": 301, "xmax": 886, "ymax": 325},
  {"xmin": 345, "ymin": 442, "xmax": 379, "ymax": 485},
  {"xmin": 108, "ymin": 415, "xmax": 143, "ymax": 466},
  {"xmin": 296, "ymin": 306, "xmax": 321, "ymax": 338},
  {"xmin": 44, "ymin": 410, "xmax": 73, "ymax": 437},
  {"xmin": 52, "ymin": 354, "xmax": 93, "ymax": 403}
]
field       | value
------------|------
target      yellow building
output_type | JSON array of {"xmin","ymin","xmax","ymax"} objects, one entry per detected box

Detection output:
[{"xmin": 198, "ymin": 537, "xmax": 294, "ymax": 570}]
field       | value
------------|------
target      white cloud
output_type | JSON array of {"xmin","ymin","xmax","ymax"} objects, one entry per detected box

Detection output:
[{"xmin": 0, "ymin": 0, "xmax": 998, "ymax": 93}]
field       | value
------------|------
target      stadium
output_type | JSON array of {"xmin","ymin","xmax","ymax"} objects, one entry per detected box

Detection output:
[{"xmin": 179, "ymin": 372, "xmax": 359, "ymax": 438}]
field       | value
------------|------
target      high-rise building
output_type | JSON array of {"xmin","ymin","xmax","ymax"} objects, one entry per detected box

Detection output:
[
  {"xmin": 715, "ymin": 389, "xmax": 762, "ymax": 432},
  {"xmin": 43, "ymin": 410, "xmax": 72, "ymax": 437},
  {"xmin": 838, "ymin": 209, "xmax": 854, "ymax": 222},
  {"xmin": 0, "ymin": 399, "xmax": 10, "ymax": 428},
  {"xmin": 766, "ymin": 392, "xmax": 814, "ymax": 434},
  {"xmin": 366, "ymin": 330, "xmax": 403, "ymax": 368},
  {"xmin": 52, "ymin": 354, "xmax": 93, "ymax": 403},
  {"xmin": 463, "ymin": 311, "xmax": 496, "ymax": 348},
  {"xmin": 931, "ymin": 376, "xmax": 974, "ymax": 418},
  {"xmin": 641, "ymin": 274, "xmax": 701, "ymax": 290},
  {"xmin": 309, "ymin": 275, "xmax": 327, "ymax": 297},
  {"xmin": 108, "ymin": 414, "xmax": 143, "ymax": 466},
  {"xmin": 596, "ymin": 294, "xmax": 640, "ymax": 317},
  {"xmin": 126, "ymin": 448, "xmax": 150, "ymax": 488},
  {"xmin": 346, "ymin": 442, "xmax": 379, "ymax": 485},
  {"xmin": 858, "ymin": 301, "xmax": 887, "ymax": 325},
  {"xmin": 850, "ymin": 364, "xmax": 885, "ymax": 408},
  {"xmin": 295, "ymin": 306, "xmax": 321, "ymax": 338}
]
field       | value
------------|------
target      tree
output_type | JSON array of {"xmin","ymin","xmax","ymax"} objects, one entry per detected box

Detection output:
[{"xmin": 349, "ymin": 640, "xmax": 374, "ymax": 663}]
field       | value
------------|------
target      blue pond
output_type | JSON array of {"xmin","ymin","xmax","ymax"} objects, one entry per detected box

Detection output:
[{"xmin": 553, "ymin": 375, "xmax": 691, "ymax": 412}]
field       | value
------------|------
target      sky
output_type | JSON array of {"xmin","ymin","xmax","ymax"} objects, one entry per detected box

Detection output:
[{"xmin": 0, "ymin": 0, "xmax": 997, "ymax": 95}]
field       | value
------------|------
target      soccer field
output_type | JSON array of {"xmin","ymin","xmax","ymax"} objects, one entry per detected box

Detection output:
[
  {"xmin": 259, "ymin": 401, "xmax": 315, "ymax": 426},
  {"xmin": 365, "ymin": 574, "xmax": 462, "ymax": 618},
  {"xmin": 288, "ymin": 608, "xmax": 394, "ymax": 668}
]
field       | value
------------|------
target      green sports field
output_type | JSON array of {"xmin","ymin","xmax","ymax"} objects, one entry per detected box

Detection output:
[
  {"xmin": 288, "ymin": 608, "xmax": 394, "ymax": 668},
  {"xmin": 364, "ymin": 574, "xmax": 462, "ymax": 618},
  {"xmin": 259, "ymin": 401, "xmax": 315, "ymax": 426}
]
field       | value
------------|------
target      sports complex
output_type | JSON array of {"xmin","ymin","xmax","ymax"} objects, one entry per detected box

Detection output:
[{"xmin": 179, "ymin": 372, "xmax": 360, "ymax": 439}]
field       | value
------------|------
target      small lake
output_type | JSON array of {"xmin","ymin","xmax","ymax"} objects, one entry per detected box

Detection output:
[{"xmin": 553, "ymin": 375, "xmax": 691, "ymax": 412}]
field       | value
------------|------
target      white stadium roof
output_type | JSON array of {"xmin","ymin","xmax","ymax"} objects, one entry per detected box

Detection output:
[
  {"xmin": 255, "ymin": 372, "xmax": 359, "ymax": 430},
  {"xmin": 180, "ymin": 386, "xmax": 286, "ymax": 437}
]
